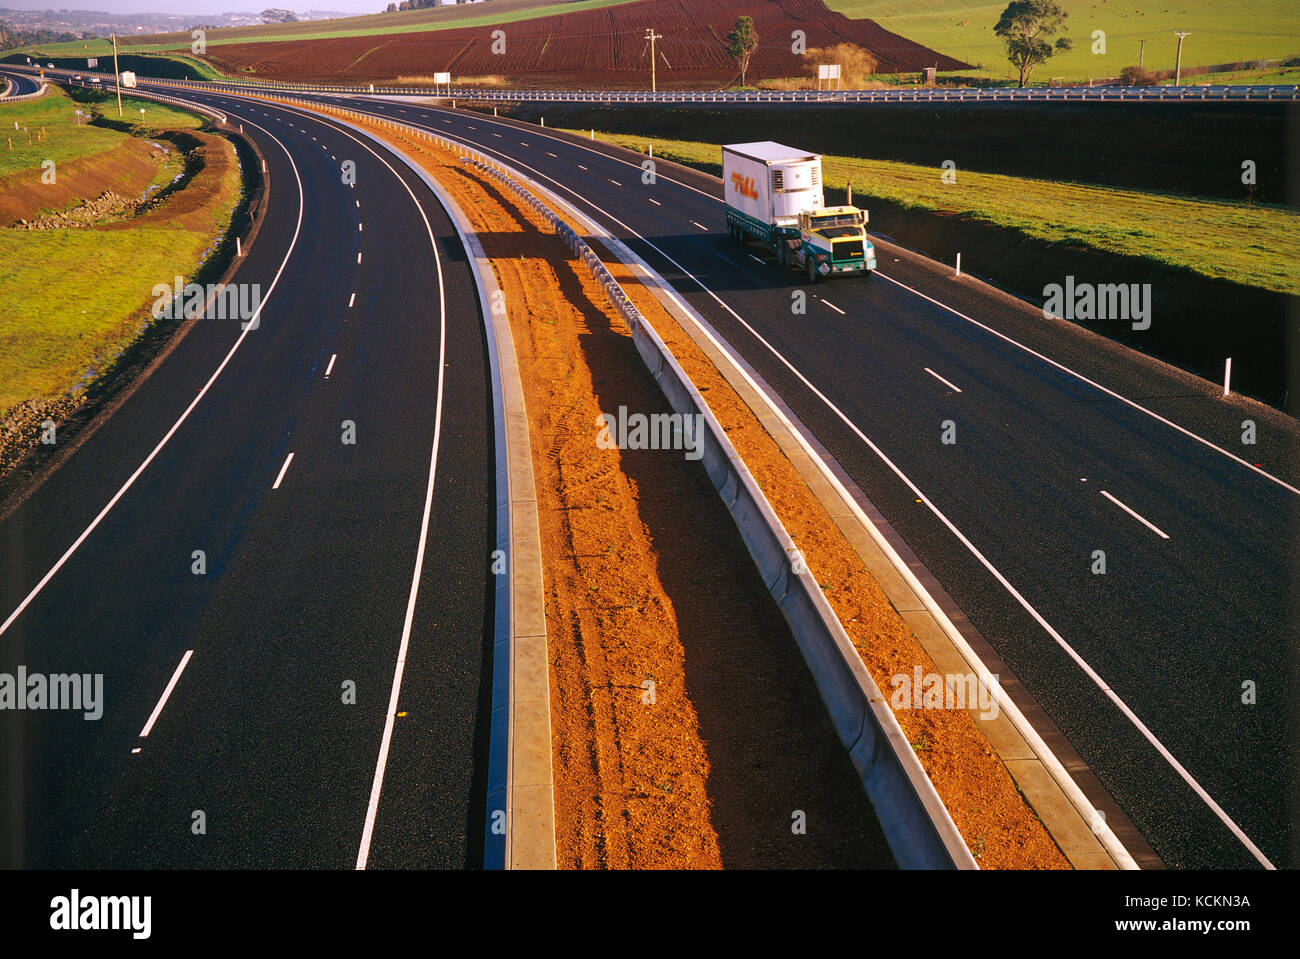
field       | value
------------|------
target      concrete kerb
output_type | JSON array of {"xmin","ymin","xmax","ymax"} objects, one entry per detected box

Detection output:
[
  {"xmin": 231, "ymin": 100, "xmax": 556, "ymax": 870},
  {"xmin": 532, "ymin": 171, "xmax": 1140, "ymax": 868},
  {"xmin": 422, "ymin": 119, "xmax": 1140, "ymax": 870},
  {"xmin": 171, "ymin": 88, "xmax": 1128, "ymax": 869},
  {"xmin": 425, "ymin": 125, "xmax": 978, "ymax": 868}
]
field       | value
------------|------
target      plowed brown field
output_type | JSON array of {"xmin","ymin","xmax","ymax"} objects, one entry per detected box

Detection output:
[{"xmin": 206, "ymin": 0, "xmax": 966, "ymax": 86}]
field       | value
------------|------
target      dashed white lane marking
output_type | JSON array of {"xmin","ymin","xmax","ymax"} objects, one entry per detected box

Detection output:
[
  {"xmin": 325, "ymin": 353, "xmax": 337, "ymax": 378},
  {"xmin": 747, "ymin": 253, "xmax": 764, "ymax": 264},
  {"xmin": 819, "ymin": 297, "xmax": 846, "ymax": 315},
  {"xmin": 492, "ymin": 132, "xmax": 501, "ymax": 138},
  {"xmin": 648, "ymin": 198, "xmax": 661, "ymax": 206},
  {"xmin": 139, "ymin": 650, "xmax": 194, "ymax": 739},
  {"xmin": 349, "ymin": 292, "xmax": 356, "ymax": 308},
  {"xmin": 547, "ymin": 151, "xmax": 557, "ymax": 157},
  {"xmin": 358, "ymin": 222, "xmax": 363, "ymax": 231},
  {"xmin": 0, "ymin": 110, "xmax": 306, "ymax": 643},
  {"xmin": 578, "ymin": 164, "xmax": 587, "ymax": 170},
  {"xmin": 357, "ymin": 251, "xmax": 362, "ymax": 264},
  {"xmin": 691, "ymin": 220, "xmax": 709, "ymax": 231},
  {"xmin": 609, "ymin": 179, "xmax": 622, "ymax": 186},
  {"xmin": 924, "ymin": 367, "xmax": 963, "ymax": 392},
  {"xmin": 272, "ymin": 452, "xmax": 295, "ymax": 490},
  {"xmin": 1100, "ymin": 490, "xmax": 1170, "ymax": 539}
]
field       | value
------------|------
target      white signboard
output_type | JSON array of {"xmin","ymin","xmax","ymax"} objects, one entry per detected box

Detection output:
[
  {"xmin": 433, "ymin": 72, "xmax": 451, "ymax": 85},
  {"xmin": 817, "ymin": 64, "xmax": 841, "ymax": 80},
  {"xmin": 87, "ymin": 57, "xmax": 98, "ymax": 68}
]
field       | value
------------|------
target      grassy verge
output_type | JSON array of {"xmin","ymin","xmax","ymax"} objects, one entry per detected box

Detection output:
[
  {"xmin": 568, "ymin": 129, "xmax": 1299, "ymax": 296},
  {"xmin": 0, "ymin": 90, "xmax": 243, "ymax": 422},
  {"xmin": 826, "ymin": 0, "xmax": 1300, "ymax": 83}
]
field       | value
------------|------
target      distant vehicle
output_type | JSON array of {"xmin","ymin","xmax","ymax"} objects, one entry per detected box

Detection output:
[
  {"xmin": 119, "ymin": 71, "xmax": 137, "ymax": 88},
  {"xmin": 71, "ymin": 74, "xmax": 82, "ymax": 81},
  {"xmin": 722, "ymin": 141, "xmax": 875, "ymax": 283},
  {"xmin": 89, "ymin": 77, "xmax": 101, "ymax": 85},
  {"xmin": 47, "ymin": 63, "xmax": 54, "ymax": 69}
]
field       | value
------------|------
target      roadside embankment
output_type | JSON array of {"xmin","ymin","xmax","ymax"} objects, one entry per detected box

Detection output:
[
  {"xmin": 0, "ymin": 86, "xmax": 249, "ymax": 487},
  {"xmin": 331, "ymin": 105, "xmax": 899, "ymax": 868},
  {"xmin": 301, "ymin": 97, "xmax": 1076, "ymax": 868},
  {"xmin": 559, "ymin": 127, "xmax": 1300, "ymax": 411}
]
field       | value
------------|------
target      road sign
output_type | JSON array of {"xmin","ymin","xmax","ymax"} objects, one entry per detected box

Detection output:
[
  {"xmin": 817, "ymin": 64, "xmax": 841, "ymax": 80},
  {"xmin": 87, "ymin": 57, "xmax": 98, "ymax": 68},
  {"xmin": 434, "ymin": 72, "xmax": 451, "ymax": 85}
]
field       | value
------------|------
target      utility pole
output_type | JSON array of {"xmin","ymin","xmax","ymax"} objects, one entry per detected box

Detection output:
[
  {"xmin": 1138, "ymin": 39, "xmax": 1145, "ymax": 70},
  {"xmin": 111, "ymin": 32, "xmax": 122, "ymax": 116},
  {"xmin": 1173, "ymin": 30, "xmax": 1191, "ymax": 86},
  {"xmin": 644, "ymin": 28, "xmax": 662, "ymax": 93}
]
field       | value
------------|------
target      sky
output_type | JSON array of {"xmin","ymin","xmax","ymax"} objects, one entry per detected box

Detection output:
[{"xmin": 0, "ymin": 2, "xmax": 386, "ymax": 14}]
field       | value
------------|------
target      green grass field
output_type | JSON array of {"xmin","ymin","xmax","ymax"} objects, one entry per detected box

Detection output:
[
  {"xmin": 0, "ymin": 88, "xmax": 201, "ymax": 179},
  {"xmin": 0, "ymin": 88, "xmax": 241, "ymax": 418},
  {"xmin": 827, "ymin": 0, "xmax": 1300, "ymax": 82},
  {"xmin": 570, "ymin": 129, "xmax": 1299, "ymax": 295},
  {"xmin": 2, "ymin": 0, "xmax": 637, "ymax": 59}
]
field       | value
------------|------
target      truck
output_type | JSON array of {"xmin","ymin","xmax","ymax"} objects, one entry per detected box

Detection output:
[
  {"xmin": 722, "ymin": 141, "xmax": 875, "ymax": 283},
  {"xmin": 119, "ymin": 71, "xmax": 137, "ymax": 88}
]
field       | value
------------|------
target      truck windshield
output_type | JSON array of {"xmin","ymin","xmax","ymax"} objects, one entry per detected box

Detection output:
[{"xmin": 809, "ymin": 213, "xmax": 861, "ymax": 229}]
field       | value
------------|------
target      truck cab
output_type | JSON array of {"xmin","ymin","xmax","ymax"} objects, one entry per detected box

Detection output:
[{"xmin": 794, "ymin": 206, "xmax": 876, "ymax": 282}]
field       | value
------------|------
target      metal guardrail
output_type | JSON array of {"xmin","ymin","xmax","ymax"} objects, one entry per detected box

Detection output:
[
  {"xmin": 194, "ymin": 79, "xmax": 1300, "ymax": 103},
  {"xmin": 0, "ymin": 78, "xmax": 48, "ymax": 103},
  {"xmin": 12, "ymin": 65, "xmax": 1299, "ymax": 103},
  {"xmin": 447, "ymin": 146, "xmax": 976, "ymax": 868}
]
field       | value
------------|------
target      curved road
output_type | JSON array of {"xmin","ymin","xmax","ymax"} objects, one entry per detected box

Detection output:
[
  {"xmin": 279, "ymin": 91, "xmax": 1300, "ymax": 870},
  {"xmin": 0, "ymin": 86, "xmax": 495, "ymax": 868}
]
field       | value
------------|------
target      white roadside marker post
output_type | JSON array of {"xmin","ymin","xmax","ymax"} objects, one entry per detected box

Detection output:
[
  {"xmin": 955, "ymin": 252, "xmax": 962, "ymax": 277},
  {"xmin": 1224, "ymin": 357, "xmax": 1232, "ymax": 396}
]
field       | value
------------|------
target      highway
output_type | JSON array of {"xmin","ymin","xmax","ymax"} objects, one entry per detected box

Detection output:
[
  {"xmin": 256, "ymin": 90, "xmax": 1299, "ymax": 870},
  {"xmin": 0, "ymin": 87, "xmax": 495, "ymax": 868},
  {"xmin": 0, "ymin": 69, "xmax": 44, "ymax": 98}
]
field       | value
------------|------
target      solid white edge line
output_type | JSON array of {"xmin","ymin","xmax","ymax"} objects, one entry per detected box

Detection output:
[
  {"xmin": 425, "ymin": 110, "xmax": 1299, "ymax": 499},
  {"xmin": 138, "ymin": 649, "xmax": 194, "ymax": 738},
  {"xmin": 1100, "ymin": 490, "xmax": 1170, "ymax": 539},
  {"xmin": 924, "ymin": 367, "xmax": 963, "ymax": 393},
  {"xmin": 271, "ymin": 451, "xmax": 294, "ymax": 489},
  {"xmin": 872, "ymin": 272, "xmax": 1300, "ymax": 498},
  {"xmin": 0, "ymin": 111, "xmax": 306, "ymax": 642},
  {"xmin": 281, "ymin": 114, "xmax": 450, "ymax": 873},
  {"xmin": 411, "ymin": 122, "xmax": 1275, "ymax": 868}
]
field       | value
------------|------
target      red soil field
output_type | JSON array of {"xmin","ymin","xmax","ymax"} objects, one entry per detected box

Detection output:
[{"xmin": 206, "ymin": 0, "xmax": 968, "ymax": 86}]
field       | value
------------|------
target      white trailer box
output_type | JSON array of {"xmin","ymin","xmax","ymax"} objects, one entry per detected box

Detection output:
[
  {"xmin": 119, "ymin": 71, "xmax": 137, "ymax": 88},
  {"xmin": 722, "ymin": 141, "xmax": 824, "ymax": 238}
]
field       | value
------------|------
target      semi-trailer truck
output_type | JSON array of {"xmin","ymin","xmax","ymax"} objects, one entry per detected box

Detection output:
[
  {"xmin": 722, "ymin": 141, "xmax": 875, "ymax": 283},
  {"xmin": 119, "ymin": 71, "xmax": 137, "ymax": 88}
]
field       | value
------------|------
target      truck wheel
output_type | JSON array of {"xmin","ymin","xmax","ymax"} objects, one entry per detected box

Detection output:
[{"xmin": 807, "ymin": 259, "xmax": 819, "ymax": 284}]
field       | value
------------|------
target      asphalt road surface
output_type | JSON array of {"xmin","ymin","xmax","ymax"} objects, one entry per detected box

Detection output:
[
  {"xmin": 294, "ymin": 92, "xmax": 1300, "ymax": 870},
  {"xmin": 0, "ymin": 90, "xmax": 496, "ymax": 868}
]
